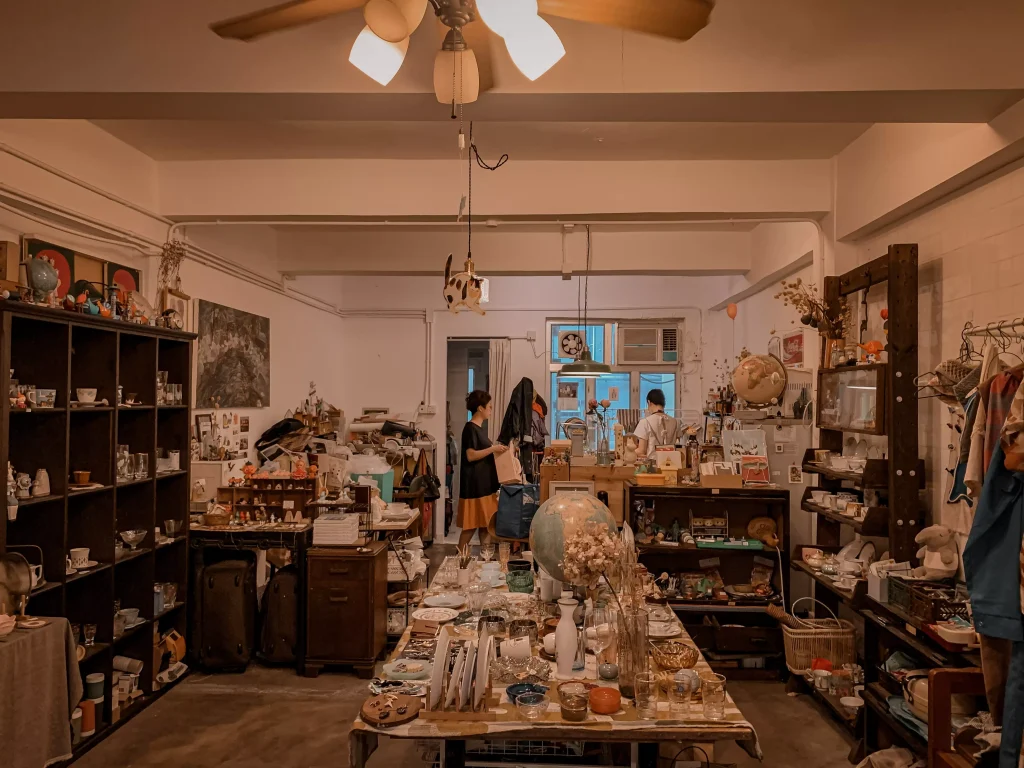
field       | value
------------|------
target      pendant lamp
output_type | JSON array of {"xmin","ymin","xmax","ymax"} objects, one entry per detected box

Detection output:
[{"xmin": 558, "ymin": 225, "xmax": 610, "ymax": 378}]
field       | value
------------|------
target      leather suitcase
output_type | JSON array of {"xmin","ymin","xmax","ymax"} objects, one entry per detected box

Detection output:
[
  {"xmin": 197, "ymin": 559, "xmax": 256, "ymax": 672},
  {"xmin": 259, "ymin": 565, "xmax": 299, "ymax": 664}
]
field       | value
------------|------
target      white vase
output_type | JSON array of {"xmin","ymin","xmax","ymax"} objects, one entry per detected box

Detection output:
[
  {"xmin": 555, "ymin": 597, "xmax": 579, "ymax": 679},
  {"xmin": 32, "ymin": 468, "xmax": 50, "ymax": 497}
]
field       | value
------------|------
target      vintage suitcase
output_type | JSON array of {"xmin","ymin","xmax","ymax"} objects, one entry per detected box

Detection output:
[
  {"xmin": 197, "ymin": 559, "xmax": 256, "ymax": 672},
  {"xmin": 259, "ymin": 565, "xmax": 299, "ymax": 664}
]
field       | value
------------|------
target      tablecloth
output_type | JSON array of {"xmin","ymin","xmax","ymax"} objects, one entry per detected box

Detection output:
[{"xmin": 0, "ymin": 618, "xmax": 83, "ymax": 768}]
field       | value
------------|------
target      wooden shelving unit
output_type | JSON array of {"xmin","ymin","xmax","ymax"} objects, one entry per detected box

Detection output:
[{"xmin": 0, "ymin": 302, "xmax": 194, "ymax": 750}]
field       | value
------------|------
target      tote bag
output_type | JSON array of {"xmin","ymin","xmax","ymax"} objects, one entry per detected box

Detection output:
[{"xmin": 496, "ymin": 483, "xmax": 541, "ymax": 539}]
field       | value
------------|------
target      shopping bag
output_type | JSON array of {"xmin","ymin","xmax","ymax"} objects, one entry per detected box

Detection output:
[
  {"xmin": 494, "ymin": 440, "xmax": 523, "ymax": 485},
  {"xmin": 495, "ymin": 483, "xmax": 540, "ymax": 539}
]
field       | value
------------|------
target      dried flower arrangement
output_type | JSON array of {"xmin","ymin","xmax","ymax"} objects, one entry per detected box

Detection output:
[
  {"xmin": 561, "ymin": 521, "xmax": 624, "ymax": 588},
  {"xmin": 158, "ymin": 239, "xmax": 187, "ymax": 290},
  {"xmin": 775, "ymin": 277, "xmax": 851, "ymax": 339}
]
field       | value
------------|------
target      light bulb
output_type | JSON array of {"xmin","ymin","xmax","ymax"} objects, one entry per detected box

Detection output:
[
  {"xmin": 433, "ymin": 47, "xmax": 480, "ymax": 105},
  {"xmin": 476, "ymin": 0, "xmax": 539, "ymax": 38},
  {"xmin": 349, "ymin": 26, "xmax": 409, "ymax": 86},
  {"xmin": 363, "ymin": 0, "xmax": 409, "ymax": 43},
  {"xmin": 503, "ymin": 15, "xmax": 564, "ymax": 81}
]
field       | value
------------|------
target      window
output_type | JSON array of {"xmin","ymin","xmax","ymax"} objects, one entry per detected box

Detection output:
[
  {"xmin": 548, "ymin": 320, "xmax": 683, "ymax": 441},
  {"xmin": 551, "ymin": 324, "xmax": 606, "ymax": 364}
]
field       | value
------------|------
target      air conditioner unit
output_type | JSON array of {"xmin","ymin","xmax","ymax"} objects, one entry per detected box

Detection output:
[{"xmin": 617, "ymin": 324, "xmax": 679, "ymax": 366}]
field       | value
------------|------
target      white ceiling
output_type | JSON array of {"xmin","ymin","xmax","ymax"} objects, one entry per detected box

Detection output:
[{"xmin": 92, "ymin": 120, "xmax": 870, "ymax": 161}]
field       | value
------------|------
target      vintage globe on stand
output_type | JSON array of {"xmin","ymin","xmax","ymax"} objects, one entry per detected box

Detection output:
[
  {"xmin": 529, "ymin": 492, "xmax": 617, "ymax": 583},
  {"xmin": 731, "ymin": 353, "xmax": 788, "ymax": 407}
]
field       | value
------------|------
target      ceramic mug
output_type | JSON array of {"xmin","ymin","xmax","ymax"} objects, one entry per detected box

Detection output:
[
  {"xmin": 76, "ymin": 388, "xmax": 97, "ymax": 404},
  {"xmin": 810, "ymin": 490, "xmax": 829, "ymax": 505},
  {"xmin": 835, "ymin": 498, "xmax": 849, "ymax": 512},
  {"xmin": 845, "ymin": 502, "xmax": 863, "ymax": 518},
  {"xmin": 814, "ymin": 450, "xmax": 832, "ymax": 465},
  {"xmin": 70, "ymin": 547, "xmax": 90, "ymax": 568},
  {"xmin": 29, "ymin": 563, "xmax": 43, "ymax": 587}
]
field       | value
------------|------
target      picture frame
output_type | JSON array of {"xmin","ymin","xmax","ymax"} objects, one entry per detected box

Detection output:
[
  {"xmin": 781, "ymin": 329, "xmax": 805, "ymax": 368},
  {"xmin": 195, "ymin": 413, "xmax": 213, "ymax": 443}
]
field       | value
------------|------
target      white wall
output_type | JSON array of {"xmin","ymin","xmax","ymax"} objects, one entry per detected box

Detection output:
[
  {"xmin": 841, "ymin": 157, "xmax": 1024, "ymax": 527},
  {"xmin": 338, "ymin": 274, "xmax": 732, "ymax": 450}
]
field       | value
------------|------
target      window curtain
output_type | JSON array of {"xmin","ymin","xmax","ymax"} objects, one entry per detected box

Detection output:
[{"xmin": 488, "ymin": 338, "xmax": 512, "ymax": 443}]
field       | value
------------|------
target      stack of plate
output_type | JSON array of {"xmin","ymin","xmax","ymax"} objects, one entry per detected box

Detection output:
[{"xmin": 313, "ymin": 514, "xmax": 360, "ymax": 545}]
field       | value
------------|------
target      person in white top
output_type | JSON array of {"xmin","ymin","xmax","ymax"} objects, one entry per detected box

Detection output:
[{"xmin": 633, "ymin": 389, "xmax": 679, "ymax": 459}]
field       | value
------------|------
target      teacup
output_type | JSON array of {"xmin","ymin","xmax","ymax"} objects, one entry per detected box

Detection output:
[
  {"xmin": 838, "ymin": 560, "xmax": 863, "ymax": 577},
  {"xmin": 822, "ymin": 495, "xmax": 837, "ymax": 510},
  {"xmin": 810, "ymin": 490, "xmax": 829, "ymax": 505},
  {"xmin": 835, "ymin": 576, "xmax": 858, "ymax": 590},
  {"xmin": 835, "ymin": 498, "xmax": 849, "ymax": 512},
  {"xmin": 118, "ymin": 607, "xmax": 140, "ymax": 625},
  {"xmin": 76, "ymin": 388, "xmax": 97, "ymax": 404},
  {"xmin": 814, "ymin": 450, "xmax": 832, "ymax": 465},
  {"xmin": 70, "ymin": 547, "xmax": 90, "ymax": 568}
]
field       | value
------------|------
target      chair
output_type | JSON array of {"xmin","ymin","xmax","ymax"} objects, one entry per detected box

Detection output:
[{"xmin": 928, "ymin": 667, "xmax": 987, "ymax": 768}]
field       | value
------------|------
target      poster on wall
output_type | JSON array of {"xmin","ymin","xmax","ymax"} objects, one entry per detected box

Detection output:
[
  {"xmin": 781, "ymin": 329, "xmax": 805, "ymax": 368},
  {"xmin": 195, "ymin": 299, "xmax": 270, "ymax": 409},
  {"xmin": 557, "ymin": 380, "xmax": 579, "ymax": 412},
  {"xmin": 106, "ymin": 261, "xmax": 140, "ymax": 303},
  {"xmin": 23, "ymin": 238, "xmax": 74, "ymax": 299}
]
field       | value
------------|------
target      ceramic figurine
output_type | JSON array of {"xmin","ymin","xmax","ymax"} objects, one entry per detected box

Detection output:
[
  {"xmin": 15, "ymin": 472, "xmax": 31, "ymax": 499},
  {"xmin": 243, "ymin": 461, "xmax": 257, "ymax": 483},
  {"xmin": 307, "ymin": 463, "xmax": 318, "ymax": 479},
  {"xmin": 31, "ymin": 468, "xmax": 50, "ymax": 497},
  {"xmin": 291, "ymin": 459, "xmax": 307, "ymax": 481},
  {"xmin": 622, "ymin": 436, "xmax": 638, "ymax": 465},
  {"xmin": 7, "ymin": 463, "xmax": 18, "ymax": 521},
  {"xmin": 23, "ymin": 254, "xmax": 59, "ymax": 303}
]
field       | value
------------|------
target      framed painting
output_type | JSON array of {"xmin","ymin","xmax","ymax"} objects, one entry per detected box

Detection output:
[
  {"xmin": 107, "ymin": 261, "xmax": 141, "ymax": 304},
  {"xmin": 195, "ymin": 299, "xmax": 270, "ymax": 409}
]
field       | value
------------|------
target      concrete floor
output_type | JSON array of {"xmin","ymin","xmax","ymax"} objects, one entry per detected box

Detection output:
[{"xmin": 75, "ymin": 667, "xmax": 853, "ymax": 768}]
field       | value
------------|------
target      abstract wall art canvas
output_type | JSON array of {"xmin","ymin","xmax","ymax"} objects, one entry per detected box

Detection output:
[{"xmin": 195, "ymin": 300, "xmax": 270, "ymax": 408}]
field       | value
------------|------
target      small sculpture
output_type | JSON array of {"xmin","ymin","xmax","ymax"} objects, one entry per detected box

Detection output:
[
  {"xmin": 31, "ymin": 468, "xmax": 50, "ymax": 497},
  {"xmin": 23, "ymin": 254, "xmax": 59, "ymax": 303},
  {"xmin": 243, "ymin": 461, "xmax": 257, "ymax": 483},
  {"xmin": 911, "ymin": 525, "xmax": 959, "ymax": 580},
  {"xmin": 858, "ymin": 340, "xmax": 885, "ymax": 363},
  {"xmin": 622, "ymin": 436, "xmax": 638, "ymax": 465},
  {"xmin": 15, "ymin": 473, "xmax": 31, "ymax": 499},
  {"xmin": 307, "ymin": 463, "xmax": 318, "ymax": 479},
  {"xmin": 291, "ymin": 459, "xmax": 307, "ymax": 481},
  {"xmin": 7, "ymin": 463, "xmax": 18, "ymax": 521}
]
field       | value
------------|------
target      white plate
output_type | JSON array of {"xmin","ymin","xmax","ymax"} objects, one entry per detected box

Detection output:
[
  {"xmin": 411, "ymin": 607, "xmax": 459, "ymax": 623},
  {"xmin": 383, "ymin": 661, "xmax": 431, "ymax": 680},
  {"xmin": 649, "ymin": 621, "xmax": 682, "ymax": 638},
  {"xmin": 17, "ymin": 618, "xmax": 48, "ymax": 628},
  {"xmin": 424, "ymin": 593, "xmax": 466, "ymax": 609}
]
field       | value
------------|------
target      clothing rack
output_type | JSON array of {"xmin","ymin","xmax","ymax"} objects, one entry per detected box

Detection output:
[{"xmin": 964, "ymin": 318, "xmax": 1024, "ymax": 339}]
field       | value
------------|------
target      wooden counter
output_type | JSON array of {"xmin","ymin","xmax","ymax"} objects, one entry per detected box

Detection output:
[{"xmin": 539, "ymin": 463, "xmax": 635, "ymax": 524}]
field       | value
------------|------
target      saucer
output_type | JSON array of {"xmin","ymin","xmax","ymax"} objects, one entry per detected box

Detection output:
[
  {"xmin": 72, "ymin": 560, "xmax": 99, "ymax": 570},
  {"xmin": 17, "ymin": 618, "xmax": 48, "ymax": 629},
  {"xmin": 66, "ymin": 566, "xmax": 78, "ymax": 575},
  {"xmin": 424, "ymin": 593, "xmax": 466, "ymax": 609},
  {"xmin": 125, "ymin": 618, "xmax": 146, "ymax": 629}
]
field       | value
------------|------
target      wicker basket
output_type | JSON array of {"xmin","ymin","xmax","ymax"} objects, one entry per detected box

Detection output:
[
  {"xmin": 203, "ymin": 508, "xmax": 231, "ymax": 526},
  {"xmin": 649, "ymin": 640, "xmax": 700, "ymax": 672},
  {"xmin": 782, "ymin": 598, "xmax": 856, "ymax": 675}
]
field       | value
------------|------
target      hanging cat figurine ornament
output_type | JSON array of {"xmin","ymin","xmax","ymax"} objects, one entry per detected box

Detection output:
[{"xmin": 442, "ymin": 254, "xmax": 486, "ymax": 315}]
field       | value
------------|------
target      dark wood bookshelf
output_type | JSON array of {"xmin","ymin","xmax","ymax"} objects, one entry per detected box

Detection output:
[{"xmin": 0, "ymin": 303, "xmax": 194, "ymax": 749}]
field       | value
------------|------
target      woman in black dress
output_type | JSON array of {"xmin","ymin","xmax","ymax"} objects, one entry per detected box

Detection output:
[{"xmin": 459, "ymin": 390, "xmax": 507, "ymax": 548}]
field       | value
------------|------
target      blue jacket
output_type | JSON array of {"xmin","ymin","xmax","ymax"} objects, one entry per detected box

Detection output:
[{"xmin": 964, "ymin": 444, "xmax": 1024, "ymax": 641}]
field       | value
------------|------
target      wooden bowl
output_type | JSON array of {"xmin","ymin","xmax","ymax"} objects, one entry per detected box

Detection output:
[{"xmin": 588, "ymin": 687, "xmax": 621, "ymax": 714}]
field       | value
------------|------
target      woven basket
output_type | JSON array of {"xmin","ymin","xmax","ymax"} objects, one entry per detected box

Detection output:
[
  {"xmin": 203, "ymin": 509, "xmax": 230, "ymax": 526},
  {"xmin": 649, "ymin": 640, "xmax": 699, "ymax": 672},
  {"xmin": 782, "ymin": 598, "xmax": 856, "ymax": 675}
]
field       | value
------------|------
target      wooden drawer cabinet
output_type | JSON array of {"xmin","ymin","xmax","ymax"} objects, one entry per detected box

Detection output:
[{"xmin": 303, "ymin": 543, "xmax": 387, "ymax": 678}]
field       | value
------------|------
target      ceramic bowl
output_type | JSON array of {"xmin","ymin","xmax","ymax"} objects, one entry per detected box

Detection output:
[
  {"xmin": 589, "ymin": 687, "xmax": 622, "ymax": 714},
  {"xmin": 840, "ymin": 696, "xmax": 864, "ymax": 710},
  {"xmin": 515, "ymin": 692, "xmax": 549, "ymax": 720},
  {"xmin": 935, "ymin": 623, "xmax": 977, "ymax": 645},
  {"xmin": 810, "ymin": 490, "xmax": 829, "ymax": 505},
  {"xmin": 76, "ymin": 388, "xmax": 97, "ymax": 403},
  {"xmin": 848, "ymin": 458, "xmax": 868, "ymax": 472},
  {"xmin": 506, "ymin": 682, "xmax": 547, "ymax": 703}
]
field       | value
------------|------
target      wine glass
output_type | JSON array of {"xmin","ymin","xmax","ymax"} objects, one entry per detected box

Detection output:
[
  {"xmin": 480, "ymin": 544, "xmax": 495, "ymax": 563},
  {"xmin": 587, "ymin": 606, "xmax": 616, "ymax": 663}
]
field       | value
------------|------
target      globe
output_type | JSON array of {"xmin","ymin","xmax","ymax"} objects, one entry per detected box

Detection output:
[
  {"xmin": 529, "ymin": 492, "xmax": 618, "ymax": 583},
  {"xmin": 732, "ymin": 353, "xmax": 788, "ymax": 407}
]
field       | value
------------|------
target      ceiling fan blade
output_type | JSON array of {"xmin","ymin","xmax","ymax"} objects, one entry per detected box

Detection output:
[
  {"xmin": 537, "ymin": 0, "xmax": 714, "ymax": 41},
  {"xmin": 211, "ymin": 0, "xmax": 366, "ymax": 41},
  {"xmin": 461, "ymin": 20, "xmax": 495, "ymax": 94}
]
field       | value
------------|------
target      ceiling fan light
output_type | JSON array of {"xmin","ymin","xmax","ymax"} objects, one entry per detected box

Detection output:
[
  {"xmin": 349, "ymin": 26, "xmax": 409, "ymax": 86},
  {"xmin": 393, "ymin": 0, "xmax": 428, "ymax": 33},
  {"xmin": 433, "ymin": 46, "xmax": 480, "ymax": 105},
  {"xmin": 363, "ymin": 0, "xmax": 410, "ymax": 43},
  {"xmin": 503, "ymin": 15, "xmax": 565, "ymax": 81},
  {"xmin": 476, "ymin": 0, "xmax": 539, "ymax": 38}
]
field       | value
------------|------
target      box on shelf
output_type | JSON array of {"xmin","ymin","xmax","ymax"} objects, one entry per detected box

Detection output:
[{"xmin": 699, "ymin": 473, "xmax": 744, "ymax": 489}]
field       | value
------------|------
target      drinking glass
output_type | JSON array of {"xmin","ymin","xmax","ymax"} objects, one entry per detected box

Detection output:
[
  {"xmin": 134, "ymin": 453, "xmax": 149, "ymax": 480},
  {"xmin": 156, "ymin": 371, "xmax": 168, "ymax": 404},
  {"xmin": 84, "ymin": 624, "xmax": 97, "ymax": 647},
  {"xmin": 498, "ymin": 542, "xmax": 511, "ymax": 570},
  {"xmin": 668, "ymin": 670, "xmax": 699, "ymax": 716},
  {"xmin": 173, "ymin": 383, "xmax": 183, "ymax": 405},
  {"xmin": 634, "ymin": 672, "xmax": 658, "ymax": 719},
  {"xmin": 701, "ymin": 673, "xmax": 727, "ymax": 720},
  {"xmin": 479, "ymin": 544, "xmax": 495, "ymax": 562},
  {"xmin": 117, "ymin": 445, "xmax": 131, "ymax": 482},
  {"xmin": 466, "ymin": 582, "xmax": 492, "ymax": 618},
  {"xmin": 70, "ymin": 623, "xmax": 81, "ymax": 645},
  {"xmin": 586, "ymin": 606, "xmax": 615, "ymax": 660}
]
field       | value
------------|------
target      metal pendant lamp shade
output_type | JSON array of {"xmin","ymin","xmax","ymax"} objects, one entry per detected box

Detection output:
[{"xmin": 559, "ymin": 347, "xmax": 611, "ymax": 378}]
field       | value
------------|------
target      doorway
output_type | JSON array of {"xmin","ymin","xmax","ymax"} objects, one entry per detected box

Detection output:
[{"xmin": 445, "ymin": 340, "xmax": 490, "ymax": 544}]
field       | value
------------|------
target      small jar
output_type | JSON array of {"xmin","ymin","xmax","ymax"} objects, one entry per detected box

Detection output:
[{"xmin": 560, "ymin": 693, "xmax": 588, "ymax": 722}]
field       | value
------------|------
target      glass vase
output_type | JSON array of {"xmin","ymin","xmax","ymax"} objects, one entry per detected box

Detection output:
[{"xmin": 616, "ymin": 607, "xmax": 649, "ymax": 699}]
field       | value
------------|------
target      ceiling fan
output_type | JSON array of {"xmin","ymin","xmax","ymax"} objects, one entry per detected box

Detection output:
[{"xmin": 211, "ymin": 0, "xmax": 715, "ymax": 104}]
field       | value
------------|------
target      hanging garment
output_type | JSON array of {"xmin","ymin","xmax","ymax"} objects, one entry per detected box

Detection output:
[
  {"xmin": 1002, "ymin": 378, "xmax": 1024, "ymax": 472},
  {"xmin": 497, "ymin": 378, "xmax": 535, "ymax": 480},
  {"xmin": 968, "ymin": 365, "xmax": 1023, "ymax": 498},
  {"xmin": 966, "ymin": 344, "xmax": 1007, "ymax": 497}
]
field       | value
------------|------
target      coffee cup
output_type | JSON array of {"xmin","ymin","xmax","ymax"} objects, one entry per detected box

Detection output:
[
  {"xmin": 810, "ymin": 490, "xmax": 829, "ymax": 505},
  {"xmin": 29, "ymin": 563, "xmax": 43, "ymax": 587},
  {"xmin": 543, "ymin": 633, "xmax": 557, "ymax": 655},
  {"xmin": 70, "ymin": 547, "xmax": 90, "ymax": 568},
  {"xmin": 85, "ymin": 672, "xmax": 105, "ymax": 699},
  {"xmin": 118, "ymin": 607, "xmax": 140, "ymax": 625},
  {"xmin": 76, "ymin": 388, "xmax": 97, "ymax": 404},
  {"xmin": 845, "ymin": 502, "xmax": 863, "ymax": 518},
  {"xmin": 72, "ymin": 470, "xmax": 91, "ymax": 485},
  {"xmin": 835, "ymin": 576, "xmax": 858, "ymax": 590}
]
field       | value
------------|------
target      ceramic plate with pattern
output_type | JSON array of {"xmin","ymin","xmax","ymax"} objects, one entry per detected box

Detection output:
[
  {"xmin": 423, "ymin": 593, "xmax": 466, "ymax": 609},
  {"xmin": 411, "ymin": 607, "xmax": 458, "ymax": 622}
]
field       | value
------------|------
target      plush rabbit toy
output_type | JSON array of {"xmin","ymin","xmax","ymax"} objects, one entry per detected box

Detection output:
[{"xmin": 912, "ymin": 524, "xmax": 959, "ymax": 580}]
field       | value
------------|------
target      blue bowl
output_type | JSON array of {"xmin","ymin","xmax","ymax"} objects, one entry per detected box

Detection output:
[{"xmin": 506, "ymin": 682, "xmax": 548, "ymax": 702}]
